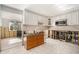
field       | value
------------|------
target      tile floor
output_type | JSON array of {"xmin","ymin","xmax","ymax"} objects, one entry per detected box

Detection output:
[
  {"xmin": 1, "ymin": 38, "xmax": 79, "ymax": 54},
  {"xmin": 1, "ymin": 38, "xmax": 22, "ymax": 50}
]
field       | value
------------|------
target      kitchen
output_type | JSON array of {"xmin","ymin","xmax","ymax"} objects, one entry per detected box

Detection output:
[{"xmin": 0, "ymin": 4, "xmax": 79, "ymax": 54}]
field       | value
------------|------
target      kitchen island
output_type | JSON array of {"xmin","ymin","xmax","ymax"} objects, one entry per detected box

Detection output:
[{"xmin": 24, "ymin": 32, "xmax": 44, "ymax": 50}]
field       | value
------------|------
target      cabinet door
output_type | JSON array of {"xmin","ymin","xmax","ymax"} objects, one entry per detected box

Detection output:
[
  {"xmin": 67, "ymin": 11, "xmax": 78, "ymax": 25},
  {"xmin": 27, "ymin": 35, "xmax": 37, "ymax": 50},
  {"xmin": 24, "ymin": 12, "xmax": 38, "ymax": 25},
  {"xmin": 32, "ymin": 14, "xmax": 38, "ymax": 25},
  {"xmin": 9, "ymin": 31, "xmax": 14, "ymax": 37},
  {"xmin": 67, "ymin": 13, "xmax": 72, "ymax": 25},
  {"xmin": 13, "ymin": 31, "xmax": 17, "ymax": 37},
  {"xmin": 71, "ymin": 12, "xmax": 78, "ymax": 25},
  {"xmin": 42, "ymin": 17, "xmax": 48, "ymax": 25},
  {"xmin": 37, "ymin": 33, "xmax": 44, "ymax": 45},
  {"xmin": 0, "ymin": 27, "xmax": 1, "ymax": 39},
  {"xmin": 1, "ymin": 27, "xmax": 5, "ymax": 39},
  {"xmin": 51, "ymin": 18, "xmax": 56, "ymax": 26},
  {"xmin": 5, "ymin": 27, "xmax": 9, "ymax": 38},
  {"xmin": 28, "ymin": 12, "xmax": 32, "ymax": 25},
  {"xmin": 24, "ymin": 11, "xmax": 30, "ymax": 25},
  {"xmin": 24, "ymin": 12, "xmax": 27, "ymax": 24}
]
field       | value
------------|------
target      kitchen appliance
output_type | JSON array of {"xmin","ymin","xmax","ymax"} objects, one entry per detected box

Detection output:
[{"xmin": 55, "ymin": 19, "xmax": 67, "ymax": 26}]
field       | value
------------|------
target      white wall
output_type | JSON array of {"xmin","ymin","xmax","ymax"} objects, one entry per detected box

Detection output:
[
  {"xmin": 1, "ymin": 10, "xmax": 22, "ymax": 28},
  {"xmin": 1, "ymin": 11, "xmax": 22, "ymax": 22},
  {"xmin": 2, "ymin": 19, "xmax": 9, "ymax": 27},
  {"xmin": 0, "ymin": 6, "xmax": 22, "ymax": 31}
]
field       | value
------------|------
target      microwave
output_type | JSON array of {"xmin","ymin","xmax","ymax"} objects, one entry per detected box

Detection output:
[{"xmin": 55, "ymin": 19, "xmax": 67, "ymax": 26}]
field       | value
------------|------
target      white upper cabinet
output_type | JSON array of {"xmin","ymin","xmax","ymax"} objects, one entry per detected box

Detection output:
[
  {"xmin": 24, "ymin": 11, "xmax": 37, "ymax": 25},
  {"xmin": 67, "ymin": 11, "xmax": 79, "ymax": 25},
  {"xmin": 29, "ymin": 12, "xmax": 33, "ymax": 25},
  {"xmin": 66, "ymin": 13, "xmax": 72, "ymax": 25},
  {"xmin": 71, "ymin": 11, "xmax": 78, "ymax": 25},
  {"xmin": 51, "ymin": 18, "xmax": 56, "ymax": 26},
  {"xmin": 0, "ymin": 6, "xmax": 2, "ymax": 26},
  {"xmin": 38, "ymin": 16, "xmax": 48, "ymax": 26},
  {"xmin": 43, "ymin": 18, "xmax": 48, "ymax": 25},
  {"xmin": 24, "ymin": 10, "xmax": 48, "ymax": 26},
  {"xmin": 24, "ymin": 11, "xmax": 29, "ymax": 25},
  {"xmin": 51, "ymin": 11, "xmax": 79, "ymax": 26},
  {"xmin": 32, "ymin": 14, "xmax": 38, "ymax": 25}
]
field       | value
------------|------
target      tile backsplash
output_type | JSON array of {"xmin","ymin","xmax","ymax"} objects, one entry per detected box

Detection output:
[{"xmin": 23, "ymin": 25, "xmax": 48, "ymax": 33}]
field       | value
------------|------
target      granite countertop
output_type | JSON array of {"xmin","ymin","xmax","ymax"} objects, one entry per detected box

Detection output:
[
  {"xmin": 50, "ymin": 26, "xmax": 79, "ymax": 31},
  {"xmin": 23, "ymin": 31, "xmax": 43, "ymax": 37}
]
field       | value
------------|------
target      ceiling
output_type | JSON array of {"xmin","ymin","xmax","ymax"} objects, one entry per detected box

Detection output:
[{"xmin": 5, "ymin": 4, "xmax": 79, "ymax": 17}]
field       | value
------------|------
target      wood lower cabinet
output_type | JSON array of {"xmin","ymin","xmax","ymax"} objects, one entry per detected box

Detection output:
[
  {"xmin": 9, "ymin": 31, "xmax": 13, "ymax": 37},
  {"xmin": 0, "ymin": 26, "xmax": 17, "ymax": 39},
  {"xmin": 24, "ymin": 32, "xmax": 44, "ymax": 50},
  {"xmin": 4, "ymin": 27, "xmax": 9, "ymax": 38},
  {"xmin": 13, "ymin": 31, "xmax": 17, "ymax": 37},
  {"xmin": 37, "ymin": 32, "xmax": 44, "ymax": 45},
  {"xmin": 27, "ymin": 35, "xmax": 37, "ymax": 50},
  {"xmin": 5, "ymin": 31, "xmax": 9, "ymax": 38},
  {"xmin": 1, "ymin": 27, "xmax": 5, "ymax": 39},
  {"xmin": 0, "ymin": 27, "xmax": 1, "ymax": 39}
]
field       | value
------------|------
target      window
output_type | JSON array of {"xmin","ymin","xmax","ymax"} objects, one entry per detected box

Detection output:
[{"xmin": 9, "ymin": 21, "xmax": 21, "ymax": 31}]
